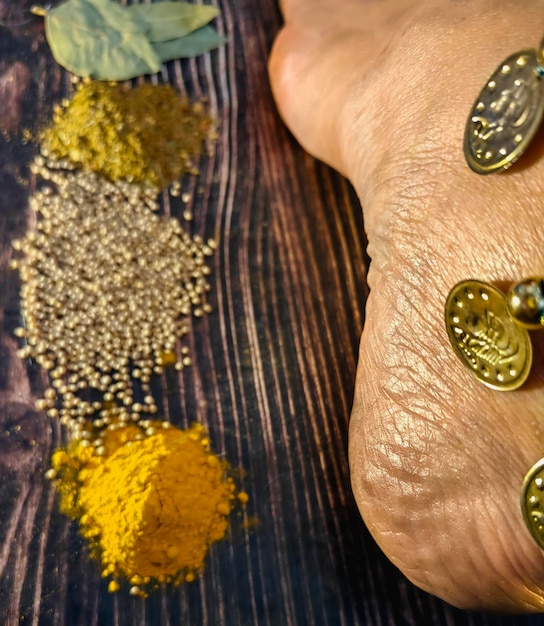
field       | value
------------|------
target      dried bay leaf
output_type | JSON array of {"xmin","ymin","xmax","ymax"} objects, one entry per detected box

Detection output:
[
  {"xmin": 44, "ymin": 0, "xmax": 162, "ymax": 80},
  {"xmin": 153, "ymin": 25, "xmax": 225, "ymax": 60},
  {"xmin": 128, "ymin": 2, "xmax": 219, "ymax": 43}
]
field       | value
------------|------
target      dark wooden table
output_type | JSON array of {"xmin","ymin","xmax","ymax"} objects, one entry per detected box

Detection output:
[{"xmin": 1, "ymin": 1, "xmax": 544, "ymax": 624}]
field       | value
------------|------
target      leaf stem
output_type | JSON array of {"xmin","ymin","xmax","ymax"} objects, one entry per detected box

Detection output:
[{"xmin": 30, "ymin": 6, "xmax": 48, "ymax": 17}]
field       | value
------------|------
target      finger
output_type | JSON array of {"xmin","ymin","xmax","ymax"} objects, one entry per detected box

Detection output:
[
  {"xmin": 278, "ymin": 0, "xmax": 396, "ymax": 27},
  {"xmin": 277, "ymin": 0, "xmax": 307, "ymax": 21},
  {"xmin": 279, "ymin": 0, "xmax": 357, "ymax": 23}
]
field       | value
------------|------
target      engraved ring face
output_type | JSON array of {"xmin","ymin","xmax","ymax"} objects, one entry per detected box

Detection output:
[
  {"xmin": 445, "ymin": 280, "xmax": 532, "ymax": 391},
  {"xmin": 521, "ymin": 458, "xmax": 544, "ymax": 550},
  {"xmin": 464, "ymin": 50, "xmax": 544, "ymax": 174}
]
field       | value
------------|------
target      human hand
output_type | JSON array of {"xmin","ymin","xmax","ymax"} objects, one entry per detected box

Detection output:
[{"xmin": 270, "ymin": 0, "xmax": 544, "ymax": 612}]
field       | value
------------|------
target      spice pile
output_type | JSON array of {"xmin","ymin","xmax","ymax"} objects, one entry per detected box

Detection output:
[
  {"xmin": 49, "ymin": 422, "xmax": 248, "ymax": 597},
  {"xmin": 12, "ymin": 79, "xmax": 247, "ymax": 594},
  {"xmin": 40, "ymin": 82, "xmax": 214, "ymax": 186},
  {"xmin": 12, "ymin": 163, "xmax": 214, "ymax": 437}
]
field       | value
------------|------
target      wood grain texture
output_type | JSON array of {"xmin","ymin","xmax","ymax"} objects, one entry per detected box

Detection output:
[{"xmin": 0, "ymin": 1, "xmax": 543, "ymax": 624}]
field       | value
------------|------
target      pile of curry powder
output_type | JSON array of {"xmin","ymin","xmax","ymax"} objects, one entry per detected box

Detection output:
[
  {"xmin": 40, "ymin": 81, "xmax": 214, "ymax": 187},
  {"xmin": 49, "ymin": 422, "xmax": 248, "ymax": 597}
]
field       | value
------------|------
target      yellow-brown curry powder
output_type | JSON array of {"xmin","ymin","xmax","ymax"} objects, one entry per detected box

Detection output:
[
  {"xmin": 50, "ymin": 423, "xmax": 248, "ymax": 591},
  {"xmin": 40, "ymin": 81, "xmax": 213, "ymax": 188}
]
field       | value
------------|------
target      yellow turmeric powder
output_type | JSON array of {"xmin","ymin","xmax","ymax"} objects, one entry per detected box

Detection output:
[
  {"xmin": 40, "ymin": 81, "xmax": 213, "ymax": 187},
  {"xmin": 50, "ymin": 422, "xmax": 248, "ymax": 595}
]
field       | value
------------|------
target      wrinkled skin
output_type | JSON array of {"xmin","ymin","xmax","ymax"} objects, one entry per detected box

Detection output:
[{"xmin": 269, "ymin": 0, "xmax": 544, "ymax": 612}]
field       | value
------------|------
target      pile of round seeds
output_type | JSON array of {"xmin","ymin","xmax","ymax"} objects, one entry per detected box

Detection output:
[{"xmin": 11, "ymin": 155, "xmax": 215, "ymax": 442}]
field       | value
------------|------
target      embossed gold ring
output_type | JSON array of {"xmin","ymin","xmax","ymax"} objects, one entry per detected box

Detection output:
[
  {"xmin": 464, "ymin": 37, "xmax": 544, "ymax": 174},
  {"xmin": 521, "ymin": 458, "xmax": 544, "ymax": 551},
  {"xmin": 515, "ymin": 278, "xmax": 544, "ymax": 551},
  {"xmin": 444, "ymin": 279, "xmax": 544, "ymax": 549},
  {"xmin": 444, "ymin": 278, "xmax": 544, "ymax": 391}
]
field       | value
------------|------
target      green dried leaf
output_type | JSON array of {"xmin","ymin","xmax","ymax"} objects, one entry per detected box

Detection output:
[
  {"xmin": 153, "ymin": 25, "xmax": 225, "ymax": 60},
  {"xmin": 128, "ymin": 2, "xmax": 219, "ymax": 43},
  {"xmin": 44, "ymin": 0, "xmax": 162, "ymax": 80}
]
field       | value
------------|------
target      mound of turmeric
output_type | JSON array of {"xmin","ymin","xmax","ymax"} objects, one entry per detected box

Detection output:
[{"xmin": 50, "ymin": 422, "xmax": 248, "ymax": 596}]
